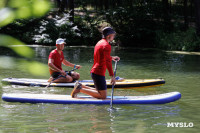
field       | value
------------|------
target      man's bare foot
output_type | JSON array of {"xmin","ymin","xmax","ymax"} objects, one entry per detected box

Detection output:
[
  {"xmin": 71, "ymin": 81, "xmax": 82, "ymax": 98},
  {"xmin": 48, "ymin": 77, "xmax": 53, "ymax": 82}
]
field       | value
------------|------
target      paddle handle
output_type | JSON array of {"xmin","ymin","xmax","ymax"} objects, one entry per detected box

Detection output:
[{"xmin": 110, "ymin": 61, "xmax": 118, "ymax": 109}]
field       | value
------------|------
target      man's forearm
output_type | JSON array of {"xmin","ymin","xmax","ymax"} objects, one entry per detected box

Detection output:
[
  {"xmin": 62, "ymin": 60, "xmax": 75, "ymax": 67},
  {"xmin": 48, "ymin": 63, "xmax": 62, "ymax": 72}
]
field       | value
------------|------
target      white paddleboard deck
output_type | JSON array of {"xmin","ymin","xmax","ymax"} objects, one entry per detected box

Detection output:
[
  {"xmin": 2, "ymin": 78, "xmax": 165, "ymax": 88},
  {"xmin": 2, "ymin": 92, "xmax": 181, "ymax": 104}
]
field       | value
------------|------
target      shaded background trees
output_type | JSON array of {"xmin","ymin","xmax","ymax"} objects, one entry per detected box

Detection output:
[
  {"xmin": 194, "ymin": 0, "xmax": 200, "ymax": 35},
  {"xmin": 1, "ymin": 0, "xmax": 200, "ymax": 51}
]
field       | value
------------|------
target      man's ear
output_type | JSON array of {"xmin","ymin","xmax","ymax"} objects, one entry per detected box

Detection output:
[
  {"xmin": 107, "ymin": 35, "xmax": 112, "ymax": 41},
  {"xmin": 105, "ymin": 35, "xmax": 110, "ymax": 40}
]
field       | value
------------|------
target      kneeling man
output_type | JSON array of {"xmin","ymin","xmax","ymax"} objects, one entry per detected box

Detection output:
[{"xmin": 48, "ymin": 38, "xmax": 81, "ymax": 83}]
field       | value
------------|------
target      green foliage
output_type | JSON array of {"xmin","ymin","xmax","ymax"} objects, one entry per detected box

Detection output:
[
  {"xmin": 1, "ymin": 0, "xmax": 199, "ymax": 52},
  {"xmin": 29, "ymin": 1, "xmax": 102, "ymax": 45},
  {"xmin": 1, "ymin": 10, "xmax": 102, "ymax": 45},
  {"xmin": 19, "ymin": 60, "xmax": 49, "ymax": 76},
  {"xmin": 0, "ymin": 34, "xmax": 34, "ymax": 58},
  {"xmin": 0, "ymin": 0, "xmax": 50, "ymax": 27},
  {"xmin": 156, "ymin": 28, "xmax": 200, "ymax": 51},
  {"xmin": 104, "ymin": 5, "xmax": 159, "ymax": 47},
  {"xmin": 74, "ymin": 6, "xmax": 102, "ymax": 45},
  {"xmin": 0, "ymin": 0, "xmax": 51, "ymax": 76},
  {"xmin": 32, "ymin": 13, "xmax": 82, "ymax": 45},
  {"xmin": 102, "ymin": 2, "xmax": 200, "ymax": 51},
  {"xmin": 0, "ymin": 8, "xmax": 15, "ymax": 27},
  {"xmin": 0, "ymin": 18, "xmax": 41, "ymax": 44}
]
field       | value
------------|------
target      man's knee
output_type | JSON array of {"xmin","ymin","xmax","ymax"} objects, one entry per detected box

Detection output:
[
  {"xmin": 71, "ymin": 72, "xmax": 80, "ymax": 80},
  {"xmin": 66, "ymin": 75, "xmax": 73, "ymax": 82},
  {"xmin": 98, "ymin": 91, "xmax": 107, "ymax": 99},
  {"xmin": 96, "ymin": 95, "xmax": 107, "ymax": 99},
  {"xmin": 100, "ymin": 95, "xmax": 107, "ymax": 99}
]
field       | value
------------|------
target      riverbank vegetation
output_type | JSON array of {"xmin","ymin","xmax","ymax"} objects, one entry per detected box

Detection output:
[{"xmin": 0, "ymin": 0, "xmax": 200, "ymax": 51}]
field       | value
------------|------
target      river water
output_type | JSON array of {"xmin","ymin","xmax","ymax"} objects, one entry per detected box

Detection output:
[{"xmin": 0, "ymin": 46, "xmax": 200, "ymax": 133}]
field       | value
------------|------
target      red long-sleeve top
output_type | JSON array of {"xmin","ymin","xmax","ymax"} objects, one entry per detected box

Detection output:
[{"xmin": 90, "ymin": 39, "xmax": 114, "ymax": 76}]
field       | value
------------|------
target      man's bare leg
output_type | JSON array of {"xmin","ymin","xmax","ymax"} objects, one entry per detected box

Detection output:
[
  {"xmin": 71, "ymin": 72, "xmax": 80, "ymax": 80},
  {"xmin": 52, "ymin": 75, "xmax": 73, "ymax": 83},
  {"xmin": 79, "ymin": 85, "xmax": 107, "ymax": 99},
  {"xmin": 48, "ymin": 77, "xmax": 53, "ymax": 82}
]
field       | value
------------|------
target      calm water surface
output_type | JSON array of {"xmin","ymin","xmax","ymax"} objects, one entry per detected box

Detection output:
[{"xmin": 0, "ymin": 46, "xmax": 200, "ymax": 133}]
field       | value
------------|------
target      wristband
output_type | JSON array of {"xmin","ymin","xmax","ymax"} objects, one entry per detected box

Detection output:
[{"xmin": 74, "ymin": 64, "xmax": 76, "ymax": 69}]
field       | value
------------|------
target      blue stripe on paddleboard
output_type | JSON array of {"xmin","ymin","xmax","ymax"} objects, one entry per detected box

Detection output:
[{"xmin": 2, "ymin": 92, "xmax": 181, "ymax": 104}]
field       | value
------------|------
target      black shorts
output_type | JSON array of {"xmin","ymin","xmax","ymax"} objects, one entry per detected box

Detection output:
[
  {"xmin": 91, "ymin": 73, "xmax": 107, "ymax": 91},
  {"xmin": 51, "ymin": 71, "xmax": 71, "ymax": 79}
]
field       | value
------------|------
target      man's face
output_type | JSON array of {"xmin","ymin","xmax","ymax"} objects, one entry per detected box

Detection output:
[
  {"xmin": 57, "ymin": 43, "xmax": 65, "ymax": 50},
  {"xmin": 107, "ymin": 34, "xmax": 115, "ymax": 42}
]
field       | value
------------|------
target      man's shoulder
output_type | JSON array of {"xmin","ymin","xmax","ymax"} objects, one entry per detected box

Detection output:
[
  {"xmin": 97, "ymin": 39, "xmax": 108, "ymax": 44},
  {"xmin": 50, "ymin": 49, "xmax": 57, "ymax": 54},
  {"xmin": 96, "ymin": 39, "xmax": 109, "ymax": 48},
  {"xmin": 49, "ymin": 49, "xmax": 58, "ymax": 58}
]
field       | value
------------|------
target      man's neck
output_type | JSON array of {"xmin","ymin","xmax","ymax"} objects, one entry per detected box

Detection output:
[
  {"xmin": 104, "ymin": 38, "xmax": 110, "ymax": 43},
  {"xmin": 56, "ymin": 49, "xmax": 62, "ymax": 54}
]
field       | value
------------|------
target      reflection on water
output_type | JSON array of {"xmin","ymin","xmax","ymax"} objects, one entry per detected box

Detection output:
[
  {"xmin": 0, "ymin": 102, "xmax": 181, "ymax": 133},
  {"xmin": 1, "ymin": 46, "xmax": 200, "ymax": 132}
]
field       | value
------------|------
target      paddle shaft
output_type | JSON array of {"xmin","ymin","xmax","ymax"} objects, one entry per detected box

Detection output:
[
  {"xmin": 110, "ymin": 61, "xmax": 118, "ymax": 109},
  {"xmin": 46, "ymin": 68, "xmax": 77, "ymax": 88}
]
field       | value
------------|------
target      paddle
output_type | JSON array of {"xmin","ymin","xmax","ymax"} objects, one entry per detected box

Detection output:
[
  {"xmin": 45, "ymin": 67, "xmax": 77, "ymax": 88},
  {"xmin": 110, "ymin": 60, "xmax": 118, "ymax": 109}
]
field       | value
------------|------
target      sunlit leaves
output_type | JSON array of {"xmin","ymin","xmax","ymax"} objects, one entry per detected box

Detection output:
[
  {"xmin": 0, "ymin": 34, "xmax": 34, "ymax": 58},
  {"xmin": 0, "ymin": 0, "xmax": 6, "ymax": 8},
  {"xmin": 19, "ymin": 60, "xmax": 49, "ymax": 76},
  {"xmin": 8, "ymin": 0, "xmax": 29, "ymax": 8},
  {"xmin": 0, "ymin": 8, "xmax": 15, "ymax": 27},
  {"xmin": 0, "ymin": 0, "xmax": 51, "ymax": 77},
  {"xmin": 0, "ymin": 0, "xmax": 51, "ymax": 27},
  {"xmin": 0, "ymin": 56, "xmax": 49, "ymax": 76},
  {"xmin": 32, "ymin": 0, "xmax": 51, "ymax": 17},
  {"xmin": 16, "ymin": 6, "xmax": 32, "ymax": 19}
]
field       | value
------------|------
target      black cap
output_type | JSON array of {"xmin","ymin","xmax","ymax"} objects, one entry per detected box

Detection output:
[{"xmin": 102, "ymin": 27, "xmax": 116, "ymax": 38}]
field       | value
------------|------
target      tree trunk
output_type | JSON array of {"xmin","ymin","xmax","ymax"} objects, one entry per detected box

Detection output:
[
  {"xmin": 162, "ymin": 0, "xmax": 171, "ymax": 31},
  {"xmin": 194, "ymin": 0, "xmax": 200, "ymax": 36},
  {"xmin": 116, "ymin": 0, "xmax": 122, "ymax": 6},
  {"xmin": 184, "ymin": 0, "xmax": 189, "ymax": 30},
  {"xmin": 56, "ymin": 0, "xmax": 61, "ymax": 12},
  {"xmin": 112, "ymin": 0, "xmax": 116, "ymax": 8},
  {"xmin": 100, "ymin": 0, "xmax": 103, "ymax": 10},
  {"xmin": 190, "ymin": 0, "xmax": 193, "ymax": 20},
  {"xmin": 58, "ymin": 0, "xmax": 67, "ymax": 13},
  {"xmin": 104, "ymin": 0, "xmax": 109, "ymax": 10},
  {"xmin": 69, "ymin": 0, "xmax": 74, "ymax": 22},
  {"xmin": 95, "ymin": 0, "xmax": 98, "ymax": 11}
]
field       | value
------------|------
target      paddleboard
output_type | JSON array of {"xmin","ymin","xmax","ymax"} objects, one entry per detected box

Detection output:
[
  {"xmin": 2, "ymin": 78, "xmax": 165, "ymax": 89},
  {"xmin": 1, "ymin": 92, "xmax": 181, "ymax": 104}
]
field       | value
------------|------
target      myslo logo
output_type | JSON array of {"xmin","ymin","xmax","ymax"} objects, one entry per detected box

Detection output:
[{"xmin": 167, "ymin": 122, "xmax": 194, "ymax": 127}]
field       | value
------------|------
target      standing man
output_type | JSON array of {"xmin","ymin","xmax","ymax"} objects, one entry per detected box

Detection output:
[
  {"xmin": 48, "ymin": 38, "xmax": 81, "ymax": 83},
  {"xmin": 71, "ymin": 27, "xmax": 120, "ymax": 99}
]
